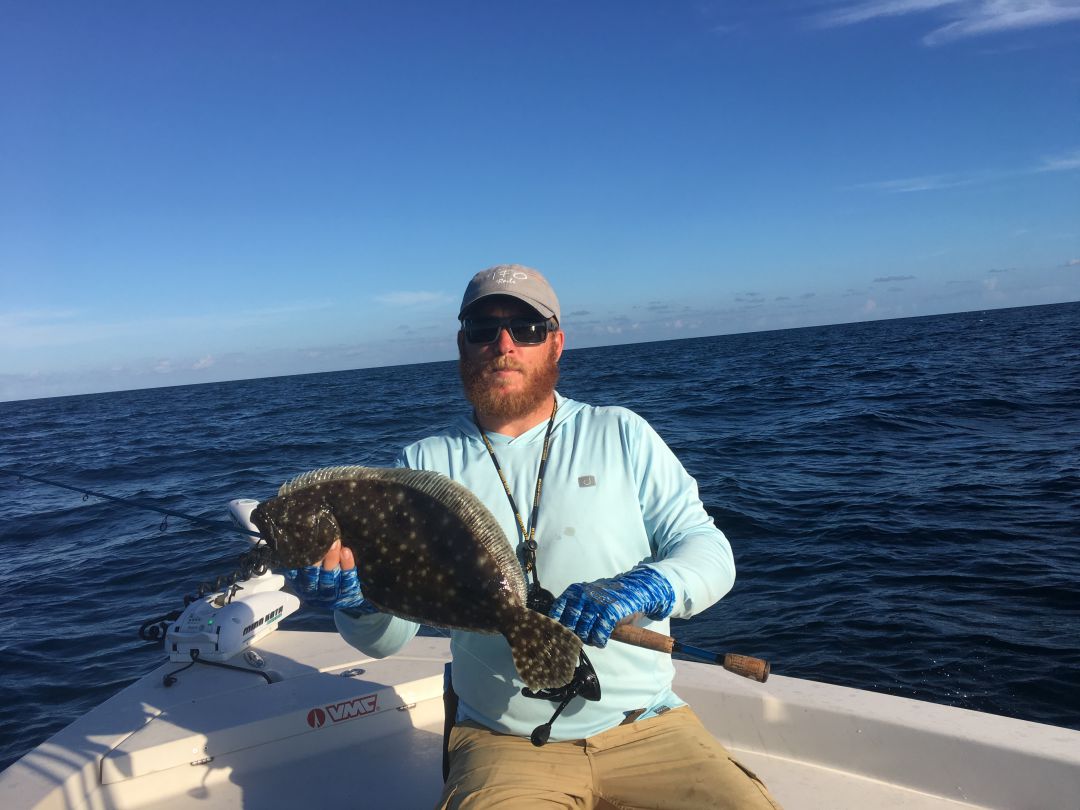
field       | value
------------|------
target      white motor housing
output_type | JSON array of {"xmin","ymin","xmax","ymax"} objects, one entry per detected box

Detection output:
[
  {"xmin": 167, "ymin": 580, "xmax": 300, "ymax": 663},
  {"xmin": 227, "ymin": 498, "xmax": 265, "ymax": 546}
]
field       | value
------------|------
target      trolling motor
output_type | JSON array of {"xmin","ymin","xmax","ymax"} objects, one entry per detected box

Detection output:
[
  {"xmin": 165, "ymin": 574, "xmax": 299, "ymax": 663},
  {"xmin": 158, "ymin": 499, "xmax": 300, "ymax": 684}
]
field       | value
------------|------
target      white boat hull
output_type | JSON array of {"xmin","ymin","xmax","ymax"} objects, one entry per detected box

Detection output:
[{"xmin": 3, "ymin": 632, "xmax": 1078, "ymax": 809}]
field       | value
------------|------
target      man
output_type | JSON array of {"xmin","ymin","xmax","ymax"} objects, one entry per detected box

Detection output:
[{"xmin": 287, "ymin": 264, "xmax": 781, "ymax": 809}]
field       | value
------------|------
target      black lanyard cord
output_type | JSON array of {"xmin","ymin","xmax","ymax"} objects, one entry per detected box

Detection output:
[{"xmin": 474, "ymin": 398, "xmax": 558, "ymax": 592}]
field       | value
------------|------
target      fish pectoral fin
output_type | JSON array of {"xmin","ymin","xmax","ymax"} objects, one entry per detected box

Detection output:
[
  {"xmin": 503, "ymin": 607, "xmax": 582, "ymax": 693},
  {"xmin": 312, "ymin": 508, "xmax": 344, "ymax": 561}
]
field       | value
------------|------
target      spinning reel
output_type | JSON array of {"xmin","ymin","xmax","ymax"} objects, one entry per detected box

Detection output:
[{"xmin": 521, "ymin": 586, "xmax": 602, "ymax": 746}]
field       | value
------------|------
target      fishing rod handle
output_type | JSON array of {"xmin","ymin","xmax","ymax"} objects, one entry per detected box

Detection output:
[
  {"xmin": 610, "ymin": 624, "xmax": 675, "ymax": 653},
  {"xmin": 720, "ymin": 653, "xmax": 771, "ymax": 683},
  {"xmin": 609, "ymin": 625, "xmax": 770, "ymax": 683}
]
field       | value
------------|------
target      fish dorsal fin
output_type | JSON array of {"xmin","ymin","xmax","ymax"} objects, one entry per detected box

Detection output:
[{"xmin": 277, "ymin": 465, "xmax": 384, "ymax": 495}]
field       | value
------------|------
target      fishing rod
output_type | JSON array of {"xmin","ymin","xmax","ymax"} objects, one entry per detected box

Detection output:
[
  {"xmin": 610, "ymin": 625, "xmax": 770, "ymax": 682},
  {"xmin": 1, "ymin": 467, "xmax": 285, "ymax": 655},
  {"xmin": 0, "ymin": 467, "xmax": 264, "ymax": 540},
  {"xmin": 2, "ymin": 467, "xmax": 771, "ymax": 680}
]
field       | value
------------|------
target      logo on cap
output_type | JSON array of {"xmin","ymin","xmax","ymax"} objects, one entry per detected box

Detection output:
[{"xmin": 492, "ymin": 267, "xmax": 529, "ymax": 285}]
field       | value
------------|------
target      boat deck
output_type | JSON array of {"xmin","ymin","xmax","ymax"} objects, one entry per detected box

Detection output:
[{"xmin": 3, "ymin": 632, "xmax": 1077, "ymax": 809}]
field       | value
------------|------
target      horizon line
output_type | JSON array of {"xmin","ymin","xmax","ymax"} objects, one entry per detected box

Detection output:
[{"xmin": 2, "ymin": 299, "xmax": 1076, "ymax": 406}]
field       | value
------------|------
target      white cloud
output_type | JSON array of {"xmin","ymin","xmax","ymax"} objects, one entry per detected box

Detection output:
[
  {"xmin": 0, "ymin": 308, "xmax": 81, "ymax": 322},
  {"xmin": 192, "ymin": 355, "xmax": 215, "ymax": 370},
  {"xmin": 926, "ymin": 1, "xmax": 1080, "ymax": 44},
  {"xmin": 1037, "ymin": 148, "xmax": 1080, "ymax": 173},
  {"xmin": 853, "ymin": 173, "xmax": 977, "ymax": 193},
  {"xmin": 589, "ymin": 322, "xmax": 641, "ymax": 335},
  {"xmin": 243, "ymin": 301, "xmax": 336, "ymax": 319},
  {"xmin": 820, "ymin": 0, "xmax": 963, "ymax": 28},
  {"xmin": 856, "ymin": 146, "xmax": 1080, "ymax": 194},
  {"xmin": 816, "ymin": 1, "xmax": 1080, "ymax": 45},
  {"xmin": 0, "ymin": 309, "xmax": 87, "ymax": 348},
  {"xmin": 1065, "ymin": 258, "xmax": 1080, "ymax": 266},
  {"xmin": 982, "ymin": 276, "xmax": 1009, "ymax": 300},
  {"xmin": 0, "ymin": 301, "xmax": 337, "ymax": 350},
  {"xmin": 374, "ymin": 291, "xmax": 451, "ymax": 307}
]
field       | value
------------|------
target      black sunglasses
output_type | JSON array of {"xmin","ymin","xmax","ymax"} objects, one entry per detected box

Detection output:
[{"xmin": 461, "ymin": 316, "xmax": 558, "ymax": 345}]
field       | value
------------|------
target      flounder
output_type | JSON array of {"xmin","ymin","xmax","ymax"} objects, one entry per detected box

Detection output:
[{"xmin": 250, "ymin": 465, "xmax": 581, "ymax": 691}]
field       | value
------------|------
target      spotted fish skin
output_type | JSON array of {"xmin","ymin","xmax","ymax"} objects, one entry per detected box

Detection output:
[{"xmin": 250, "ymin": 466, "xmax": 581, "ymax": 691}]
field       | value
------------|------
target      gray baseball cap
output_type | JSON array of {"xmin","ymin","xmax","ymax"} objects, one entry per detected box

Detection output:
[{"xmin": 458, "ymin": 264, "xmax": 561, "ymax": 324}]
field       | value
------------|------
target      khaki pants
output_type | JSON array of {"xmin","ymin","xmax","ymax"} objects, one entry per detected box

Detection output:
[{"xmin": 437, "ymin": 706, "xmax": 782, "ymax": 810}]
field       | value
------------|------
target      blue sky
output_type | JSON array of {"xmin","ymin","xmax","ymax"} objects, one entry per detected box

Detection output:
[{"xmin": 2, "ymin": 1, "xmax": 1078, "ymax": 402}]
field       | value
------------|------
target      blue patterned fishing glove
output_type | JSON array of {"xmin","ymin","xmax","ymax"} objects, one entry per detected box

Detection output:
[
  {"xmin": 549, "ymin": 566, "xmax": 676, "ymax": 648},
  {"xmin": 283, "ymin": 565, "xmax": 380, "ymax": 617}
]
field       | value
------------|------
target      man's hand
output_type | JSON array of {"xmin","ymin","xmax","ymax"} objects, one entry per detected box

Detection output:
[
  {"xmin": 549, "ymin": 566, "xmax": 676, "ymax": 647},
  {"xmin": 282, "ymin": 540, "xmax": 379, "ymax": 616}
]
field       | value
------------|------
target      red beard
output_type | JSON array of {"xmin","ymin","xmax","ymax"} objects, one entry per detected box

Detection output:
[{"xmin": 459, "ymin": 342, "xmax": 560, "ymax": 424}]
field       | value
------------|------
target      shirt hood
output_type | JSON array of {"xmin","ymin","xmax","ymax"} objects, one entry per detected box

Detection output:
[{"xmin": 451, "ymin": 392, "xmax": 585, "ymax": 446}]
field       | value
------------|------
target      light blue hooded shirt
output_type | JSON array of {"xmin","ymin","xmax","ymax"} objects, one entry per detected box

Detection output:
[{"xmin": 335, "ymin": 393, "xmax": 735, "ymax": 741}]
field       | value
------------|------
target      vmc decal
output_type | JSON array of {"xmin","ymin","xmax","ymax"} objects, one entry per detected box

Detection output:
[{"xmin": 306, "ymin": 693, "xmax": 379, "ymax": 728}]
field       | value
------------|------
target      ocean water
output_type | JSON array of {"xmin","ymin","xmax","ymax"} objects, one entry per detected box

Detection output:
[{"xmin": 1, "ymin": 301, "xmax": 1078, "ymax": 771}]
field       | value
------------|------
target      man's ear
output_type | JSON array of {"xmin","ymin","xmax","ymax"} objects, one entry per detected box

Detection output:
[{"xmin": 552, "ymin": 328, "xmax": 565, "ymax": 363}]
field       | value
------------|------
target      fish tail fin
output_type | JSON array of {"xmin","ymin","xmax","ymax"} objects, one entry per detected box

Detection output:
[{"xmin": 503, "ymin": 607, "xmax": 582, "ymax": 692}]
